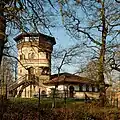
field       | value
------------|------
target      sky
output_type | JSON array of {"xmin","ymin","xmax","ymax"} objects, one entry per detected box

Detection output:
[
  {"xmin": 6, "ymin": 0, "xmax": 120, "ymax": 79},
  {"xmin": 7, "ymin": 25, "xmax": 79, "ymax": 74}
]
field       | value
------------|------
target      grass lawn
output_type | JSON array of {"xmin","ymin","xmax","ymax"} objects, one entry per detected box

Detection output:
[{"xmin": 9, "ymin": 97, "xmax": 84, "ymax": 108}]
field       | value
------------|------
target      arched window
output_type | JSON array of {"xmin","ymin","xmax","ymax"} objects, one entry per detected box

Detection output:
[
  {"xmin": 46, "ymin": 53, "xmax": 49, "ymax": 59},
  {"xmin": 69, "ymin": 86, "xmax": 74, "ymax": 98},
  {"xmin": 28, "ymin": 53, "xmax": 31, "ymax": 59},
  {"xmin": 41, "ymin": 90, "xmax": 47, "ymax": 98},
  {"xmin": 28, "ymin": 52, "xmax": 35, "ymax": 59},
  {"xmin": 28, "ymin": 67, "xmax": 34, "ymax": 74},
  {"xmin": 20, "ymin": 69, "xmax": 22, "ymax": 73},
  {"xmin": 41, "ymin": 67, "xmax": 49, "ymax": 75},
  {"xmin": 20, "ymin": 54, "xmax": 25, "ymax": 60},
  {"xmin": 31, "ymin": 53, "xmax": 35, "ymax": 59},
  {"xmin": 41, "ymin": 90, "xmax": 46, "ymax": 95}
]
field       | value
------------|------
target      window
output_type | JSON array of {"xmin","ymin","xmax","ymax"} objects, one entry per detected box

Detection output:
[
  {"xmin": 41, "ymin": 90, "xmax": 46, "ymax": 95},
  {"xmin": 79, "ymin": 85, "xmax": 82, "ymax": 92},
  {"xmin": 20, "ymin": 55, "xmax": 22, "ymax": 60},
  {"xmin": 94, "ymin": 87, "xmax": 98, "ymax": 92},
  {"xmin": 30, "ymin": 37, "xmax": 39, "ymax": 41},
  {"xmin": 0, "ymin": 80, "xmax": 1, "ymax": 86},
  {"xmin": 28, "ymin": 67, "xmax": 34, "ymax": 74},
  {"xmin": 74, "ymin": 86, "xmax": 79, "ymax": 91},
  {"xmin": 40, "ymin": 67, "xmax": 49, "ymax": 75},
  {"xmin": 20, "ymin": 69, "xmax": 22, "ymax": 73},
  {"xmin": 46, "ymin": 53, "xmax": 49, "ymax": 59},
  {"xmin": 31, "ymin": 53, "xmax": 35, "ymax": 59},
  {"xmin": 38, "ymin": 67, "xmax": 49, "ymax": 75},
  {"xmin": 28, "ymin": 53, "xmax": 31, "ymax": 59},
  {"xmin": 25, "ymin": 37, "xmax": 29, "ymax": 42},
  {"xmin": 86, "ymin": 84, "xmax": 89, "ymax": 91},
  {"xmin": 28, "ymin": 52, "xmax": 35, "ymax": 59},
  {"xmin": 39, "ymin": 67, "xmax": 43, "ymax": 74},
  {"xmin": 20, "ymin": 54, "xmax": 25, "ymax": 60},
  {"xmin": 82, "ymin": 84, "xmax": 86, "ymax": 92},
  {"xmin": 89, "ymin": 86, "xmax": 92, "ymax": 92}
]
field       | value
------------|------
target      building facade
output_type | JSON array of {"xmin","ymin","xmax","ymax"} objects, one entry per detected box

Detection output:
[
  {"xmin": 44, "ymin": 73, "xmax": 102, "ymax": 100},
  {"xmin": 14, "ymin": 33, "xmax": 56, "ymax": 98}
]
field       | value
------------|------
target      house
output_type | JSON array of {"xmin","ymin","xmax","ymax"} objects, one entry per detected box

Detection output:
[{"xmin": 44, "ymin": 73, "xmax": 104, "ymax": 100}]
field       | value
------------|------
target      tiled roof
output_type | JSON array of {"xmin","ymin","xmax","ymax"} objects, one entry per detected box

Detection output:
[
  {"xmin": 14, "ymin": 32, "xmax": 56, "ymax": 45},
  {"xmin": 44, "ymin": 72, "xmax": 96, "ymax": 86}
]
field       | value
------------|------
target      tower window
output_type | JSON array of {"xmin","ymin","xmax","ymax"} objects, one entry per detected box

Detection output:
[
  {"xmin": 31, "ymin": 53, "xmax": 35, "ymax": 59},
  {"xmin": 28, "ymin": 53, "xmax": 31, "ymax": 59},
  {"xmin": 28, "ymin": 52, "xmax": 35, "ymax": 59},
  {"xmin": 25, "ymin": 37, "xmax": 29, "ymax": 41},
  {"xmin": 41, "ymin": 67, "xmax": 49, "ymax": 75},
  {"xmin": 20, "ymin": 69, "xmax": 22, "ymax": 73},
  {"xmin": 20, "ymin": 54, "xmax": 25, "ymax": 60},
  {"xmin": 46, "ymin": 53, "xmax": 49, "ymax": 59}
]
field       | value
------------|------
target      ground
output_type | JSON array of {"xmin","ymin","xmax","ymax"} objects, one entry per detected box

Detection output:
[{"xmin": 0, "ymin": 97, "xmax": 119, "ymax": 120}]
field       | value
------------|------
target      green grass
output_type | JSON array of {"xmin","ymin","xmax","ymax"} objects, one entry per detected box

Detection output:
[{"xmin": 8, "ymin": 97, "xmax": 84, "ymax": 108}]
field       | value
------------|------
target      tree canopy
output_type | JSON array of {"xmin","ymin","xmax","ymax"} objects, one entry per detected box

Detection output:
[
  {"xmin": 55, "ymin": 0, "xmax": 120, "ymax": 106},
  {"xmin": 0, "ymin": 0, "xmax": 56, "ymax": 64}
]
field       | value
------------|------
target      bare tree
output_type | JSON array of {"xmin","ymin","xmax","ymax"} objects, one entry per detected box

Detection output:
[
  {"xmin": 51, "ymin": 44, "xmax": 84, "ymax": 108},
  {"xmin": 110, "ymin": 48, "xmax": 120, "ymax": 72},
  {"xmin": 0, "ymin": 56, "xmax": 16, "ymax": 96},
  {"xmin": 0, "ymin": 0, "xmax": 56, "ymax": 65},
  {"xmin": 52, "ymin": 44, "xmax": 85, "ymax": 72},
  {"xmin": 56, "ymin": 0, "xmax": 120, "ymax": 106}
]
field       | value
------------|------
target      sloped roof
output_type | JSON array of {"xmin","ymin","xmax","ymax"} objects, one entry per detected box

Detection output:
[
  {"xmin": 44, "ymin": 72, "xmax": 96, "ymax": 86},
  {"xmin": 14, "ymin": 32, "xmax": 56, "ymax": 45}
]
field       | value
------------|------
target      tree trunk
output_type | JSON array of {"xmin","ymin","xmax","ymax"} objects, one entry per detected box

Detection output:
[
  {"xmin": 0, "ymin": 2, "xmax": 6, "ymax": 65},
  {"xmin": 98, "ymin": 1, "xmax": 107, "ymax": 107}
]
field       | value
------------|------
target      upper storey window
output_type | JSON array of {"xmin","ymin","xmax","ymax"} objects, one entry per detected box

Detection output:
[
  {"xmin": 30, "ymin": 37, "xmax": 39, "ymax": 41},
  {"xmin": 20, "ymin": 54, "xmax": 25, "ymax": 60},
  {"xmin": 28, "ymin": 52, "xmax": 35, "ymax": 59},
  {"xmin": 46, "ymin": 52, "xmax": 51, "ymax": 60},
  {"xmin": 31, "ymin": 53, "xmax": 35, "ymax": 59},
  {"xmin": 46, "ymin": 53, "xmax": 49, "ymax": 59},
  {"xmin": 25, "ymin": 37, "xmax": 29, "ymax": 42}
]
